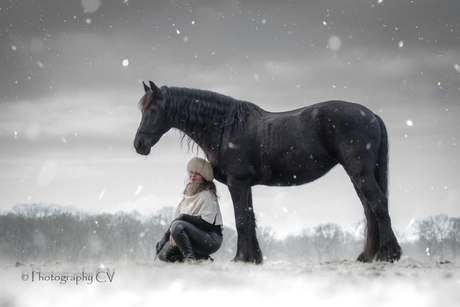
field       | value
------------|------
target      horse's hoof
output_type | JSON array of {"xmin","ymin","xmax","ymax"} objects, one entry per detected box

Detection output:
[
  {"xmin": 357, "ymin": 252, "xmax": 373, "ymax": 263},
  {"xmin": 232, "ymin": 254, "xmax": 264, "ymax": 264},
  {"xmin": 375, "ymin": 246, "xmax": 402, "ymax": 263}
]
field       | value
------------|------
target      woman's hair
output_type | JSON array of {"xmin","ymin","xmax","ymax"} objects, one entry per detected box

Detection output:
[{"xmin": 202, "ymin": 180, "xmax": 218, "ymax": 198}]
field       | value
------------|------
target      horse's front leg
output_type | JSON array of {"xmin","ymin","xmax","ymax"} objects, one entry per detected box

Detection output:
[{"xmin": 227, "ymin": 178, "xmax": 263, "ymax": 264}]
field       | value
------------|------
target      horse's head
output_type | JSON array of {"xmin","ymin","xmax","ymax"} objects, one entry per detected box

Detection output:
[{"xmin": 133, "ymin": 81, "xmax": 171, "ymax": 155}]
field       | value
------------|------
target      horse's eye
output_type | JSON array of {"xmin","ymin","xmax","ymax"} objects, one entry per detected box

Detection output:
[{"xmin": 151, "ymin": 105, "xmax": 158, "ymax": 112}]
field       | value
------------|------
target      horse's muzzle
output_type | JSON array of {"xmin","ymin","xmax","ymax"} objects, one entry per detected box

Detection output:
[{"xmin": 134, "ymin": 134, "xmax": 152, "ymax": 155}]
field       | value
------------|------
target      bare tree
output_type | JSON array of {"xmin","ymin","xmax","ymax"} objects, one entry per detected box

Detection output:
[
  {"xmin": 448, "ymin": 217, "xmax": 460, "ymax": 259},
  {"xmin": 341, "ymin": 229, "xmax": 363, "ymax": 260},
  {"xmin": 313, "ymin": 223, "xmax": 343, "ymax": 261},
  {"xmin": 283, "ymin": 228, "xmax": 311, "ymax": 263},
  {"xmin": 13, "ymin": 204, "xmax": 460, "ymax": 264},
  {"xmin": 415, "ymin": 214, "xmax": 450, "ymax": 260},
  {"xmin": 0, "ymin": 214, "xmax": 31, "ymax": 262},
  {"xmin": 257, "ymin": 226, "xmax": 277, "ymax": 259}
]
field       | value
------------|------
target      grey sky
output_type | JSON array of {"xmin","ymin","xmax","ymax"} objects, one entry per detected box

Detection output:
[{"xmin": 1, "ymin": 0, "xmax": 459, "ymax": 236}]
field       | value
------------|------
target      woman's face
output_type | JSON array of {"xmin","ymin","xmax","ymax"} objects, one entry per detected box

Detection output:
[{"xmin": 189, "ymin": 171, "xmax": 204, "ymax": 184}]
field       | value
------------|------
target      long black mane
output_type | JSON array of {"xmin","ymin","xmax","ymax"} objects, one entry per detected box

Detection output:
[{"xmin": 164, "ymin": 86, "xmax": 264, "ymax": 153}]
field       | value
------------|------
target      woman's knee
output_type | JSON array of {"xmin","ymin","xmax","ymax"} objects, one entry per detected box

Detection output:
[{"xmin": 170, "ymin": 220, "xmax": 187, "ymax": 236}]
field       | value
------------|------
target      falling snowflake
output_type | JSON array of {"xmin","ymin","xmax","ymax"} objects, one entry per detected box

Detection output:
[
  {"xmin": 134, "ymin": 185, "xmax": 143, "ymax": 195},
  {"xmin": 81, "ymin": 0, "xmax": 102, "ymax": 13},
  {"xmin": 328, "ymin": 36, "xmax": 341, "ymax": 51},
  {"xmin": 454, "ymin": 63, "xmax": 460, "ymax": 73}
]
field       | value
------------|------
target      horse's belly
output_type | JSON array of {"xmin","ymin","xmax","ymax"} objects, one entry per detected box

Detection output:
[{"xmin": 257, "ymin": 158, "xmax": 337, "ymax": 186}]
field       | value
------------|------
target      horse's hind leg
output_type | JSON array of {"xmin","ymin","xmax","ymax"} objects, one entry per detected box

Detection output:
[
  {"xmin": 352, "ymin": 174, "xmax": 401, "ymax": 262},
  {"xmin": 353, "ymin": 184, "xmax": 380, "ymax": 262}
]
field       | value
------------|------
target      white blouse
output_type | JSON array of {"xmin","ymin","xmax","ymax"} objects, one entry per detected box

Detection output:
[{"xmin": 173, "ymin": 190, "xmax": 223, "ymax": 229}]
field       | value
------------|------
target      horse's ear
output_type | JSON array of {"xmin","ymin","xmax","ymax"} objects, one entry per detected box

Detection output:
[
  {"xmin": 143, "ymin": 82, "xmax": 150, "ymax": 93},
  {"xmin": 149, "ymin": 81, "xmax": 162, "ymax": 97}
]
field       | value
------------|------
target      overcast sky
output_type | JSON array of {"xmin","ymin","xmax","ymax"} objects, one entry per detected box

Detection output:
[{"xmin": 1, "ymin": 0, "xmax": 459, "ymax": 236}]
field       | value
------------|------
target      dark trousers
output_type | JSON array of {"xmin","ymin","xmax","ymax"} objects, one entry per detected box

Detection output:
[{"xmin": 158, "ymin": 220, "xmax": 222, "ymax": 262}]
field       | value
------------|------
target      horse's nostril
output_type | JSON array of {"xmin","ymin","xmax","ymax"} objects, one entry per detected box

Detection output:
[{"xmin": 135, "ymin": 139, "xmax": 143, "ymax": 149}]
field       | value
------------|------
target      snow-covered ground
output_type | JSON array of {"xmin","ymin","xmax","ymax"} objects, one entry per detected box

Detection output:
[{"xmin": 2, "ymin": 260, "xmax": 459, "ymax": 307}]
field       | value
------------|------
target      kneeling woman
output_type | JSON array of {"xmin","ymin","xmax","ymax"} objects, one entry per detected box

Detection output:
[{"xmin": 156, "ymin": 157, "xmax": 223, "ymax": 262}]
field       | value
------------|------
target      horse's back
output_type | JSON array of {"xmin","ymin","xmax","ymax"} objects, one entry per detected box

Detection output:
[
  {"xmin": 249, "ymin": 100, "xmax": 383, "ymax": 186},
  {"xmin": 261, "ymin": 100, "xmax": 381, "ymax": 146},
  {"xmin": 298, "ymin": 100, "xmax": 383, "ymax": 142}
]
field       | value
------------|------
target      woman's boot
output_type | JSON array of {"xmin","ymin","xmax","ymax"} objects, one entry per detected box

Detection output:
[{"xmin": 171, "ymin": 222, "xmax": 196, "ymax": 261}]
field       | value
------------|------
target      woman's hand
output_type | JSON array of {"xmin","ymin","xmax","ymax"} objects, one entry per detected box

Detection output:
[{"xmin": 155, "ymin": 235, "xmax": 168, "ymax": 254}]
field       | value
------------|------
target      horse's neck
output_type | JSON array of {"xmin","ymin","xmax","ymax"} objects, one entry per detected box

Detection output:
[
  {"xmin": 165, "ymin": 87, "xmax": 264, "ymax": 159},
  {"xmin": 166, "ymin": 89, "xmax": 222, "ymax": 161}
]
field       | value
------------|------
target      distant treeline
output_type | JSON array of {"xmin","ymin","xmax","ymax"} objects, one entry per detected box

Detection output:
[{"xmin": 0, "ymin": 204, "xmax": 459, "ymax": 264}]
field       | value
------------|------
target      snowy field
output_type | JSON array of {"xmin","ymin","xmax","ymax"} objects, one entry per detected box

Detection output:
[{"xmin": 2, "ymin": 260, "xmax": 459, "ymax": 307}]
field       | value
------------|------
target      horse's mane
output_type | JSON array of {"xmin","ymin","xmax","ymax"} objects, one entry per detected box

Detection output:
[
  {"xmin": 164, "ymin": 86, "xmax": 264, "ymax": 154},
  {"xmin": 166, "ymin": 86, "xmax": 262, "ymax": 127}
]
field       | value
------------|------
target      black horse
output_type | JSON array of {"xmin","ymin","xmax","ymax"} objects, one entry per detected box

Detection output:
[{"xmin": 134, "ymin": 81, "xmax": 402, "ymax": 264}]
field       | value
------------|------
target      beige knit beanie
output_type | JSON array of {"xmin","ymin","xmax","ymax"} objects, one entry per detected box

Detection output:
[{"xmin": 187, "ymin": 157, "xmax": 214, "ymax": 181}]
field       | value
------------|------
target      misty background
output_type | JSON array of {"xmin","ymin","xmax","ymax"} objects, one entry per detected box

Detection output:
[{"xmin": 1, "ymin": 0, "xmax": 459, "ymax": 240}]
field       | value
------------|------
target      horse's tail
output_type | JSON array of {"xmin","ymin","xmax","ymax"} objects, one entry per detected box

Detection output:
[
  {"xmin": 360, "ymin": 113, "xmax": 389, "ymax": 261},
  {"xmin": 374, "ymin": 114, "xmax": 389, "ymax": 197}
]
